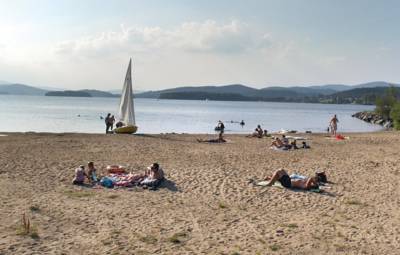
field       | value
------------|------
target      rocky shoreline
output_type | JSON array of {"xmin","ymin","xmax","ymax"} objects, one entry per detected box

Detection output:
[{"xmin": 352, "ymin": 111, "xmax": 393, "ymax": 128}]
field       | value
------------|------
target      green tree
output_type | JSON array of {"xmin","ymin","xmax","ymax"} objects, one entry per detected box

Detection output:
[
  {"xmin": 375, "ymin": 86, "xmax": 397, "ymax": 119},
  {"xmin": 390, "ymin": 102, "xmax": 400, "ymax": 130}
]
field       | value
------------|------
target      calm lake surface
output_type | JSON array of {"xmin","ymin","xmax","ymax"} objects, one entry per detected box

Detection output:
[{"xmin": 0, "ymin": 95, "xmax": 381, "ymax": 134}]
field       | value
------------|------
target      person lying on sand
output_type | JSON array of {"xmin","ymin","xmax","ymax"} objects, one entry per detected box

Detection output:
[
  {"xmin": 271, "ymin": 137, "xmax": 284, "ymax": 148},
  {"xmin": 197, "ymin": 133, "xmax": 226, "ymax": 143},
  {"xmin": 72, "ymin": 165, "xmax": 88, "ymax": 185},
  {"xmin": 264, "ymin": 169, "xmax": 319, "ymax": 190}
]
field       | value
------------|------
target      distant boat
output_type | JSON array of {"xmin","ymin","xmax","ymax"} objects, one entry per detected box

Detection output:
[{"xmin": 114, "ymin": 59, "xmax": 138, "ymax": 134}]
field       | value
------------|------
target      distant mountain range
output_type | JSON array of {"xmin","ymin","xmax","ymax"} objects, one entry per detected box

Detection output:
[
  {"xmin": 137, "ymin": 81, "xmax": 399, "ymax": 104},
  {"xmin": 0, "ymin": 81, "xmax": 399, "ymax": 104}
]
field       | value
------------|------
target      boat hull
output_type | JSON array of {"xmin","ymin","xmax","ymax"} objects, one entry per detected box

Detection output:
[{"xmin": 114, "ymin": 125, "xmax": 138, "ymax": 134}]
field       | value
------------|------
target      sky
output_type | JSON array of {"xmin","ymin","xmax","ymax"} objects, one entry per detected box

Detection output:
[{"xmin": 0, "ymin": 0, "xmax": 399, "ymax": 91}]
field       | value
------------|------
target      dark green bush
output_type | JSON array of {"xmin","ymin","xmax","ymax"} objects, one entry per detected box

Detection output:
[{"xmin": 390, "ymin": 102, "xmax": 400, "ymax": 130}]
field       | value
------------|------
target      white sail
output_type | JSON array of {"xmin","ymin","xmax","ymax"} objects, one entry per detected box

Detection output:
[{"xmin": 118, "ymin": 59, "xmax": 135, "ymax": 125}]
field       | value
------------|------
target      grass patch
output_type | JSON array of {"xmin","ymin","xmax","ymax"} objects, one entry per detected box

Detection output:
[
  {"xmin": 139, "ymin": 234, "xmax": 158, "ymax": 244},
  {"xmin": 345, "ymin": 199, "xmax": 366, "ymax": 206},
  {"xmin": 287, "ymin": 223, "xmax": 298, "ymax": 228},
  {"xmin": 107, "ymin": 194, "xmax": 120, "ymax": 199},
  {"xmin": 63, "ymin": 190, "xmax": 95, "ymax": 199},
  {"xmin": 168, "ymin": 232, "xmax": 187, "ymax": 244},
  {"xmin": 16, "ymin": 213, "xmax": 39, "ymax": 239},
  {"xmin": 269, "ymin": 244, "xmax": 281, "ymax": 251}
]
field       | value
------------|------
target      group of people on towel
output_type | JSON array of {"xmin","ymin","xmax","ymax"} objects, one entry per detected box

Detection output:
[
  {"xmin": 72, "ymin": 162, "xmax": 165, "ymax": 189},
  {"xmin": 270, "ymin": 134, "xmax": 310, "ymax": 150}
]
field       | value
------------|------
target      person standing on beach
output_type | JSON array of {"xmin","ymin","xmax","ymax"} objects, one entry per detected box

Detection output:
[
  {"xmin": 105, "ymin": 113, "xmax": 112, "ymax": 134},
  {"xmin": 330, "ymin": 114, "xmax": 339, "ymax": 135},
  {"xmin": 110, "ymin": 115, "xmax": 115, "ymax": 130},
  {"xmin": 217, "ymin": 120, "xmax": 225, "ymax": 134}
]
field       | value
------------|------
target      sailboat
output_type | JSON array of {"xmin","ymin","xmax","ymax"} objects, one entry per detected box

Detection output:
[{"xmin": 114, "ymin": 58, "xmax": 138, "ymax": 134}]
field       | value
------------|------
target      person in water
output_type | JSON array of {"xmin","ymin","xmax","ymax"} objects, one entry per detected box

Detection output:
[
  {"xmin": 197, "ymin": 133, "xmax": 226, "ymax": 143},
  {"xmin": 264, "ymin": 169, "xmax": 319, "ymax": 190},
  {"xmin": 240, "ymin": 120, "xmax": 245, "ymax": 127},
  {"xmin": 330, "ymin": 114, "xmax": 339, "ymax": 136}
]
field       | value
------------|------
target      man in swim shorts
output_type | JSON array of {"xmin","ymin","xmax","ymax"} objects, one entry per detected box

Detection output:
[{"xmin": 264, "ymin": 169, "xmax": 319, "ymax": 190}]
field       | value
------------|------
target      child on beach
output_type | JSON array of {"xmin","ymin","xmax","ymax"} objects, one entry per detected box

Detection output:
[
  {"xmin": 87, "ymin": 161, "xmax": 98, "ymax": 183},
  {"xmin": 72, "ymin": 165, "xmax": 87, "ymax": 185}
]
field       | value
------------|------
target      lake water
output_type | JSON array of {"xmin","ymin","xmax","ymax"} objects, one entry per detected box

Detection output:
[{"xmin": 0, "ymin": 95, "xmax": 381, "ymax": 134}]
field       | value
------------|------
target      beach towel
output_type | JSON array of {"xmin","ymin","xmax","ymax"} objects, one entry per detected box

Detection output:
[
  {"xmin": 100, "ymin": 177, "xmax": 114, "ymax": 188},
  {"xmin": 285, "ymin": 136, "xmax": 308, "ymax": 140},
  {"xmin": 270, "ymin": 146, "xmax": 288, "ymax": 151},
  {"xmin": 255, "ymin": 180, "xmax": 321, "ymax": 193}
]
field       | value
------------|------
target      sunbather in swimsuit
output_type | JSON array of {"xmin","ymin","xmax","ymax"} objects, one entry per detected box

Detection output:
[
  {"xmin": 271, "ymin": 137, "xmax": 284, "ymax": 148},
  {"xmin": 264, "ymin": 169, "xmax": 319, "ymax": 190}
]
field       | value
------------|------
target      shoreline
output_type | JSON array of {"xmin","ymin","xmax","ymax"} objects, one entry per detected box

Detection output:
[{"xmin": 0, "ymin": 129, "xmax": 386, "ymax": 136}]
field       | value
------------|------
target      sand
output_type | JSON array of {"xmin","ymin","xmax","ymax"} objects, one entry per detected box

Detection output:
[{"xmin": 0, "ymin": 132, "xmax": 399, "ymax": 254}]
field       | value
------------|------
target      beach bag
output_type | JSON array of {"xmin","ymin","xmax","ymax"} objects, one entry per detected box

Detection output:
[
  {"xmin": 100, "ymin": 177, "xmax": 114, "ymax": 188},
  {"xmin": 316, "ymin": 171, "xmax": 327, "ymax": 183}
]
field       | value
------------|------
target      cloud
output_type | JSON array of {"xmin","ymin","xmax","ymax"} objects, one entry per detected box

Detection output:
[{"xmin": 54, "ymin": 20, "xmax": 272, "ymax": 58}]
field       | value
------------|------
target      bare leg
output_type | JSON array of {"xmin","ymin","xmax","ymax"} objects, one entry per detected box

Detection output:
[
  {"xmin": 305, "ymin": 177, "xmax": 318, "ymax": 189},
  {"xmin": 265, "ymin": 169, "xmax": 287, "ymax": 186}
]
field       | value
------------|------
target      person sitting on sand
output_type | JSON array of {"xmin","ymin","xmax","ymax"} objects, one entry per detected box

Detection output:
[
  {"xmin": 87, "ymin": 161, "xmax": 98, "ymax": 183},
  {"xmin": 197, "ymin": 133, "xmax": 226, "ymax": 143},
  {"xmin": 271, "ymin": 137, "xmax": 285, "ymax": 148},
  {"xmin": 264, "ymin": 169, "xmax": 319, "ymax": 190},
  {"xmin": 247, "ymin": 125, "xmax": 263, "ymax": 138},
  {"xmin": 282, "ymin": 135, "xmax": 289, "ymax": 145},
  {"xmin": 290, "ymin": 140, "xmax": 298, "ymax": 150},
  {"xmin": 302, "ymin": 141, "xmax": 310, "ymax": 149},
  {"xmin": 72, "ymin": 165, "xmax": 88, "ymax": 185},
  {"xmin": 263, "ymin": 130, "xmax": 269, "ymax": 137},
  {"xmin": 140, "ymin": 163, "xmax": 165, "ymax": 188}
]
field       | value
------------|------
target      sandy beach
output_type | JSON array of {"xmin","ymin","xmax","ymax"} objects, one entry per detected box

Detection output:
[{"xmin": 0, "ymin": 132, "xmax": 399, "ymax": 255}]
